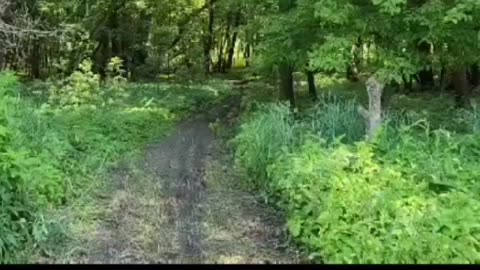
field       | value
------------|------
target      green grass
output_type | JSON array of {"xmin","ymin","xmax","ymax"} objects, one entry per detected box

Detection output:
[{"xmin": 0, "ymin": 72, "xmax": 232, "ymax": 263}]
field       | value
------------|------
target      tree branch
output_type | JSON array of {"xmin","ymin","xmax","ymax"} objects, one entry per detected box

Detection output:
[{"xmin": 168, "ymin": 0, "xmax": 221, "ymax": 50}]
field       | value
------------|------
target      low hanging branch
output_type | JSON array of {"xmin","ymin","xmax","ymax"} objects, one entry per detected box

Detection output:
[
  {"xmin": 0, "ymin": 0, "xmax": 60, "ymax": 49},
  {"xmin": 358, "ymin": 76, "xmax": 385, "ymax": 142}
]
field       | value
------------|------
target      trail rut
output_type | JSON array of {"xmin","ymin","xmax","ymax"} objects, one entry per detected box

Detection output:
[
  {"xmin": 76, "ymin": 90, "xmax": 302, "ymax": 264},
  {"xmin": 145, "ymin": 113, "xmax": 216, "ymax": 262}
]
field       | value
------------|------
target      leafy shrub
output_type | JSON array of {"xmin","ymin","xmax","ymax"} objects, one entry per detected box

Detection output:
[
  {"xmin": 0, "ymin": 74, "xmax": 66, "ymax": 261},
  {"xmin": 235, "ymin": 100, "xmax": 480, "ymax": 264},
  {"xmin": 0, "ymin": 71, "xmax": 21, "ymax": 95},
  {"xmin": 376, "ymin": 122, "xmax": 480, "ymax": 194},
  {"xmin": 48, "ymin": 59, "xmax": 101, "ymax": 108},
  {"xmin": 267, "ymin": 128, "xmax": 480, "ymax": 263},
  {"xmin": 48, "ymin": 58, "xmax": 129, "ymax": 109},
  {"xmin": 103, "ymin": 57, "xmax": 129, "ymax": 104}
]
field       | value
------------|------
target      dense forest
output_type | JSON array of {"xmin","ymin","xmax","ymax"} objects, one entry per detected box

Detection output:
[{"xmin": 1, "ymin": 0, "xmax": 480, "ymax": 264}]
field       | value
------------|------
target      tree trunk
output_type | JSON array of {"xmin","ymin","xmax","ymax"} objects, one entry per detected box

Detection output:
[
  {"xmin": 218, "ymin": 12, "xmax": 234, "ymax": 72},
  {"xmin": 92, "ymin": 0, "xmax": 127, "ymax": 78},
  {"xmin": 244, "ymin": 43, "xmax": 251, "ymax": 67},
  {"xmin": 469, "ymin": 63, "xmax": 480, "ymax": 87},
  {"xmin": 226, "ymin": 11, "xmax": 241, "ymax": 70},
  {"xmin": 348, "ymin": 37, "xmax": 362, "ymax": 81},
  {"xmin": 215, "ymin": 36, "xmax": 225, "ymax": 72},
  {"xmin": 0, "ymin": 51, "xmax": 4, "ymax": 70},
  {"xmin": 204, "ymin": 0, "xmax": 215, "ymax": 74},
  {"xmin": 278, "ymin": 0, "xmax": 296, "ymax": 106},
  {"xmin": 30, "ymin": 39, "xmax": 41, "ymax": 79},
  {"xmin": 452, "ymin": 66, "xmax": 470, "ymax": 107},
  {"xmin": 439, "ymin": 65, "xmax": 452, "ymax": 92},
  {"xmin": 414, "ymin": 40, "xmax": 434, "ymax": 91},
  {"xmin": 93, "ymin": 35, "xmax": 111, "ymax": 78},
  {"xmin": 306, "ymin": 71, "xmax": 318, "ymax": 101},
  {"xmin": 216, "ymin": 23, "xmax": 229, "ymax": 73},
  {"xmin": 168, "ymin": 0, "xmax": 221, "ymax": 50},
  {"xmin": 110, "ymin": 6, "xmax": 120, "ymax": 57},
  {"xmin": 417, "ymin": 67, "xmax": 434, "ymax": 91},
  {"xmin": 358, "ymin": 76, "xmax": 384, "ymax": 141},
  {"xmin": 346, "ymin": 64, "xmax": 359, "ymax": 82},
  {"xmin": 353, "ymin": 37, "xmax": 362, "ymax": 68},
  {"xmin": 402, "ymin": 75, "xmax": 413, "ymax": 94},
  {"xmin": 279, "ymin": 64, "xmax": 295, "ymax": 107}
]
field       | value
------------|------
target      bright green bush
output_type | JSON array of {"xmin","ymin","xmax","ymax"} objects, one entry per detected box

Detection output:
[
  {"xmin": 0, "ymin": 71, "xmax": 21, "ymax": 95},
  {"xmin": 48, "ymin": 60, "xmax": 102, "ymax": 108},
  {"xmin": 235, "ymin": 101, "xmax": 480, "ymax": 264},
  {"xmin": 48, "ymin": 58, "xmax": 130, "ymax": 109},
  {"xmin": 268, "ymin": 136, "xmax": 480, "ymax": 263},
  {"xmin": 103, "ymin": 57, "xmax": 130, "ymax": 104}
]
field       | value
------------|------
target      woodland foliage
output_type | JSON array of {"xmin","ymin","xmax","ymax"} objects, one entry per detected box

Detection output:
[{"xmin": 2, "ymin": 0, "xmax": 480, "ymax": 264}]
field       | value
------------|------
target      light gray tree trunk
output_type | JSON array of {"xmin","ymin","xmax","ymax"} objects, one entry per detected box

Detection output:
[{"xmin": 358, "ymin": 76, "xmax": 384, "ymax": 142}]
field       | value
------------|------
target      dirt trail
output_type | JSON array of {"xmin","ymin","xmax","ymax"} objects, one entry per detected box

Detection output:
[
  {"xmin": 76, "ymin": 85, "xmax": 302, "ymax": 264},
  {"xmin": 142, "ymin": 105, "xmax": 221, "ymax": 263}
]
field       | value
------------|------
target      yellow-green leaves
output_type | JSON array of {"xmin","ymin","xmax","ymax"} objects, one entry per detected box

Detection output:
[
  {"xmin": 308, "ymin": 36, "xmax": 352, "ymax": 73},
  {"xmin": 313, "ymin": 0, "xmax": 355, "ymax": 24},
  {"xmin": 270, "ymin": 136, "xmax": 480, "ymax": 263},
  {"xmin": 444, "ymin": 0, "xmax": 480, "ymax": 24},
  {"xmin": 48, "ymin": 58, "xmax": 129, "ymax": 109},
  {"xmin": 371, "ymin": 0, "xmax": 407, "ymax": 15},
  {"xmin": 48, "ymin": 59, "xmax": 100, "ymax": 108}
]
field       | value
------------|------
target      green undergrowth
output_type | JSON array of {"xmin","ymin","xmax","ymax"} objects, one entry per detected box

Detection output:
[
  {"xmin": 234, "ymin": 86, "xmax": 480, "ymax": 263},
  {"xmin": 0, "ymin": 71, "xmax": 231, "ymax": 263}
]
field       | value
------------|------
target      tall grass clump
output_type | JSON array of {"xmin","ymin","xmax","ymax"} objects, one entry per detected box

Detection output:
[
  {"xmin": 458, "ymin": 104, "xmax": 480, "ymax": 134},
  {"xmin": 234, "ymin": 95, "xmax": 367, "ymax": 191},
  {"xmin": 234, "ymin": 102, "xmax": 297, "ymax": 189},
  {"xmin": 300, "ymin": 93, "xmax": 365, "ymax": 143}
]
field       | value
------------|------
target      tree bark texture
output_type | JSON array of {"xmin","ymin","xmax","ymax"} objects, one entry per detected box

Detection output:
[{"xmin": 358, "ymin": 76, "xmax": 384, "ymax": 141}]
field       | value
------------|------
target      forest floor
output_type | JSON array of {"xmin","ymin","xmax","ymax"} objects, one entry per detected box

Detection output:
[{"xmin": 45, "ymin": 82, "xmax": 304, "ymax": 264}]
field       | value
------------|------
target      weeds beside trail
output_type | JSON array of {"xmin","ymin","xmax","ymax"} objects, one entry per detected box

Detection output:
[
  {"xmin": 234, "ymin": 87, "xmax": 480, "ymax": 264},
  {"xmin": 39, "ymin": 83, "xmax": 303, "ymax": 264}
]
